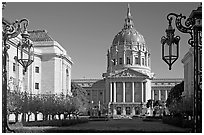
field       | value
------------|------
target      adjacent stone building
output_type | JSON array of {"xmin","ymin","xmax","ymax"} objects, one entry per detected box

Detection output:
[
  {"xmin": 181, "ymin": 47, "xmax": 194, "ymax": 98},
  {"xmin": 181, "ymin": 46, "xmax": 202, "ymax": 99},
  {"xmin": 5, "ymin": 26, "xmax": 73, "ymax": 95}
]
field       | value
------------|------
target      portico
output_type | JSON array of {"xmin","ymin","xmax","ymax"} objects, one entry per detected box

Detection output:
[
  {"xmin": 107, "ymin": 68, "xmax": 152, "ymax": 116},
  {"xmin": 109, "ymin": 81, "xmax": 145, "ymax": 103}
]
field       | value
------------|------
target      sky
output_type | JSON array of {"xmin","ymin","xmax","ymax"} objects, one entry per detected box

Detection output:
[{"xmin": 2, "ymin": 1, "xmax": 200, "ymax": 79}]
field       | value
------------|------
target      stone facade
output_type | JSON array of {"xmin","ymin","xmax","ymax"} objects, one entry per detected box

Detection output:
[
  {"xmin": 6, "ymin": 29, "xmax": 73, "ymax": 95},
  {"xmin": 72, "ymin": 78, "xmax": 182, "ymax": 115}
]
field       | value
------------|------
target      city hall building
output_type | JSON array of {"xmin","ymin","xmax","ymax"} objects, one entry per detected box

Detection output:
[
  {"xmin": 3, "ymin": 18, "xmax": 73, "ymax": 95},
  {"xmin": 72, "ymin": 5, "xmax": 183, "ymax": 116}
]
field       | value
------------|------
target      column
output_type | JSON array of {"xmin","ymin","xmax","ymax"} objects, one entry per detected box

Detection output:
[
  {"xmin": 132, "ymin": 82, "xmax": 135, "ymax": 102},
  {"xmin": 132, "ymin": 107, "xmax": 135, "ymax": 115},
  {"xmin": 143, "ymin": 82, "xmax": 146, "ymax": 102},
  {"xmin": 132, "ymin": 55, "xmax": 135, "ymax": 65},
  {"xmin": 110, "ymin": 82, "xmax": 112, "ymax": 102},
  {"xmin": 102, "ymin": 89, "xmax": 105, "ymax": 104},
  {"xmin": 113, "ymin": 108, "xmax": 117, "ymax": 115},
  {"xmin": 158, "ymin": 90, "xmax": 161, "ymax": 100},
  {"xmin": 123, "ymin": 106, "xmax": 126, "ymax": 115},
  {"xmin": 123, "ymin": 51, "xmax": 126, "ymax": 65},
  {"xmin": 141, "ymin": 82, "xmax": 143, "ymax": 102},
  {"xmin": 113, "ymin": 82, "xmax": 116, "ymax": 102},
  {"xmin": 165, "ymin": 90, "xmax": 168, "ymax": 100},
  {"xmin": 123, "ymin": 82, "xmax": 126, "ymax": 102},
  {"xmin": 152, "ymin": 90, "xmax": 154, "ymax": 100}
]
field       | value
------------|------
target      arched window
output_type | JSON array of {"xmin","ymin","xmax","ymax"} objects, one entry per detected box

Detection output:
[
  {"xmin": 145, "ymin": 57, "xmax": 147, "ymax": 66},
  {"xmin": 126, "ymin": 57, "xmax": 130, "ymax": 64},
  {"xmin": 135, "ymin": 57, "xmax": 139, "ymax": 64},
  {"xmin": 142, "ymin": 58, "xmax": 145, "ymax": 65},
  {"xmin": 66, "ymin": 69, "xmax": 69, "ymax": 76},
  {"xmin": 119, "ymin": 58, "xmax": 123, "ymax": 64},
  {"xmin": 126, "ymin": 107, "xmax": 131, "ymax": 115},
  {"xmin": 148, "ymin": 56, "xmax": 150, "ymax": 66}
]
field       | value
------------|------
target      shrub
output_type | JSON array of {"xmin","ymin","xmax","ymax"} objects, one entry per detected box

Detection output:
[
  {"xmin": 146, "ymin": 116, "xmax": 162, "ymax": 119},
  {"xmin": 89, "ymin": 116, "xmax": 109, "ymax": 121},
  {"xmin": 162, "ymin": 115, "xmax": 193, "ymax": 128},
  {"xmin": 142, "ymin": 116, "xmax": 162, "ymax": 122}
]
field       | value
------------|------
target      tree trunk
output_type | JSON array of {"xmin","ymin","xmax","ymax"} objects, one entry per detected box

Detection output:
[
  {"xmin": 35, "ymin": 113, "xmax": 38, "ymax": 121},
  {"xmin": 68, "ymin": 114, "xmax": 71, "ymax": 119},
  {"xmin": 43, "ymin": 114, "xmax": 46, "ymax": 121},
  {"xmin": 22, "ymin": 113, "xmax": 26, "ymax": 123},
  {"xmin": 15, "ymin": 112, "xmax": 18, "ymax": 123},
  {"xmin": 45, "ymin": 114, "xmax": 48, "ymax": 121},
  {"xmin": 64, "ymin": 114, "xmax": 68, "ymax": 119},
  {"xmin": 58, "ymin": 114, "xmax": 61, "ymax": 120},
  {"xmin": 52, "ymin": 114, "xmax": 55, "ymax": 120},
  {"xmin": 27, "ymin": 113, "xmax": 31, "ymax": 122}
]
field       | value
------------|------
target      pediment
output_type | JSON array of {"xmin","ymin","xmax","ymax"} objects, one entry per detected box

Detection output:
[{"xmin": 110, "ymin": 68, "xmax": 149, "ymax": 78}]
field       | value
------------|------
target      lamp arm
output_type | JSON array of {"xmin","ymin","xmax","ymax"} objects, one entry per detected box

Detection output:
[
  {"xmin": 167, "ymin": 13, "xmax": 194, "ymax": 46},
  {"xmin": 3, "ymin": 18, "xmax": 29, "ymax": 40}
]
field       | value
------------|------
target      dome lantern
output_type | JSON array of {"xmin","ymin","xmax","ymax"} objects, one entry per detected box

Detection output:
[{"xmin": 124, "ymin": 3, "xmax": 134, "ymax": 29}]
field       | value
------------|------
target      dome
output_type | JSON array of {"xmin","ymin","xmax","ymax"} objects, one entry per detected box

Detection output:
[
  {"xmin": 112, "ymin": 4, "xmax": 145, "ymax": 46},
  {"xmin": 112, "ymin": 28, "xmax": 145, "ymax": 45}
]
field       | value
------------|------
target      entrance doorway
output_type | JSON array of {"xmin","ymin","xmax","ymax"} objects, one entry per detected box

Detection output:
[
  {"xmin": 117, "ymin": 107, "xmax": 121, "ymax": 115},
  {"xmin": 126, "ymin": 107, "xmax": 131, "ymax": 115},
  {"xmin": 135, "ymin": 107, "xmax": 140, "ymax": 115}
]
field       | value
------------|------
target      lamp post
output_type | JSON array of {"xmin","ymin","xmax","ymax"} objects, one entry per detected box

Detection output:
[
  {"xmin": 161, "ymin": 5, "xmax": 202, "ymax": 133},
  {"xmin": 2, "ymin": 4, "xmax": 34, "ymax": 133}
]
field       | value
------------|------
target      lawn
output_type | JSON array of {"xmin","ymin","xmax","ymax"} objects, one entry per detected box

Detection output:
[{"xmin": 10, "ymin": 118, "xmax": 192, "ymax": 133}]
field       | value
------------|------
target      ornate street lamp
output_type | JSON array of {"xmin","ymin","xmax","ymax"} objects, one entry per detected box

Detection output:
[
  {"xmin": 161, "ymin": 17, "xmax": 180, "ymax": 70},
  {"xmin": 161, "ymin": 4, "xmax": 202, "ymax": 133},
  {"xmin": 17, "ymin": 24, "xmax": 34, "ymax": 72},
  {"xmin": 2, "ymin": 4, "xmax": 34, "ymax": 132}
]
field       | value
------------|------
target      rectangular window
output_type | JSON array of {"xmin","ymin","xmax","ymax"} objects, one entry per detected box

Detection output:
[
  {"xmin": 35, "ymin": 66, "xmax": 39, "ymax": 73},
  {"xmin": 135, "ymin": 57, "xmax": 139, "ymax": 64},
  {"xmin": 117, "ymin": 107, "xmax": 122, "ymax": 115},
  {"xmin": 35, "ymin": 83, "xmax": 39, "ymax": 89},
  {"xmin": 148, "ymin": 58, "xmax": 150, "ymax": 66},
  {"xmin": 113, "ymin": 59, "xmax": 116, "ymax": 65},
  {"xmin": 145, "ymin": 58, "xmax": 147, "ymax": 66},
  {"xmin": 119, "ymin": 58, "xmax": 123, "ymax": 64},
  {"xmin": 135, "ymin": 107, "xmax": 140, "ymax": 115},
  {"xmin": 13, "ymin": 63, "xmax": 16, "ymax": 71},
  {"xmin": 142, "ymin": 58, "xmax": 145, "ymax": 65},
  {"xmin": 126, "ymin": 57, "xmax": 130, "ymax": 64}
]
